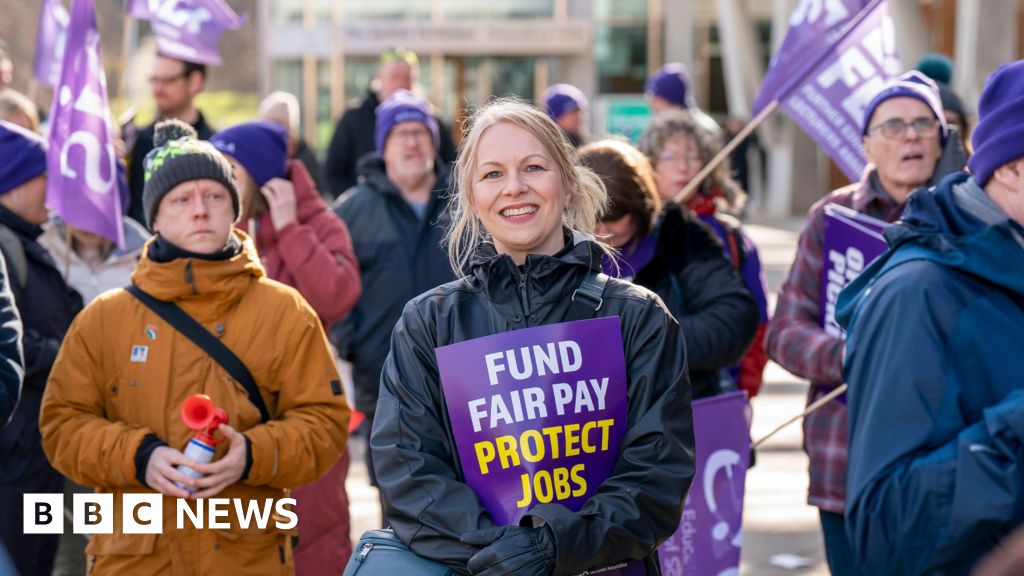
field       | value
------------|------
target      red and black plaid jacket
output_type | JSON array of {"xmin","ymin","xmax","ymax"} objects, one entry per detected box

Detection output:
[{"xmin": 766, "ymin": 171, "xmax": 904, "ymax": 513}]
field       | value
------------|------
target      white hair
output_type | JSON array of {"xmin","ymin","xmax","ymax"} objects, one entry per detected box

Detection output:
[{"xmin": 259, "ymin": 91, "xmax": 300, "ymax": 133}]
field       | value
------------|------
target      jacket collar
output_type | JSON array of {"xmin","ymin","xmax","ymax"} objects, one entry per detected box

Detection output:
[{"xmin": 0, "ymin": 205, "xmax": 43, "ymax": 240}]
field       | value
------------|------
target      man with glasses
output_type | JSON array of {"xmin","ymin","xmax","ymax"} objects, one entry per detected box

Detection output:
[
  {"xmin": 766, "ymin": 70, "xmax": 963, "ymax": 575},
  {"xmin": 839, "ymin": 60, "xmax": 1024, "ymax": 575},
  {"xmin": 127, "ymin": 56, "xmax": 216, "ymax": 225},
  {"xmin": 330, "ymin": 91, "xmax": 455, "ymax": 521}
]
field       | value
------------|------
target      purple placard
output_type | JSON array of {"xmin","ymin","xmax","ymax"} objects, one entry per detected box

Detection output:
[
  {"xmin": 659, "ymin": 392, "xmax": 750, "ymax": 576},
  {"xmin": 775, "ymin": 0, "xmax": 900, "ymax": 181},
  {"xmin": 128, "ymin": 0, "xmax": 245, "ymax": 66},
  {"xmin": 436, "ymin": 317, "xmax": 643, "ymax": 576},
  {"xmin": 820, "ymin": 203, "xmax": 888, "ymax": 340},
  {"xmin": 33, "ymin": 0, "xmax": 70, "ymax": 87},
  {"xmin": 46, "ymin": 0, "xmax": 124, "ymax": 248}
]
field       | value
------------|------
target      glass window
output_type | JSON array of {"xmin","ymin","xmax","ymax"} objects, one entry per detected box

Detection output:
[
  {"xmin": 441, "ymin": 0, "xmax": 554, "ymax": 19},
  {"xmin": 492, "ymin": 57, "xmax": 536, "ymax": 101},
  {"xmin": 344, "ymin": 57, "xmax": 380, "ymax": 106},
  {"xmin": 595, "ymin": 24, "xmax": 647, "ymax": 93},
  {"xmin": 271, "ymin": 0, "xmax": 304, "ymax": 23},
  {"xmin": 593, "ymin": 0, "xmax": 646, "ymax": 21},
  {"xmin": 344, "ymin": 0, "xmax": 431, "ymax": 20}
]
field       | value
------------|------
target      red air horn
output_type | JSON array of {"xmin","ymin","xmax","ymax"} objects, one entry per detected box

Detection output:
[{"xmin": 176, "ymin": 394, "xmax": 229, "ymax": 493}]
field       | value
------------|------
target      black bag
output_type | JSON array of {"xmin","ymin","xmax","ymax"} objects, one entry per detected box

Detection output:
[{"xmin": 343, "ymin": 529, "xmax": 457, "ymax": 576}]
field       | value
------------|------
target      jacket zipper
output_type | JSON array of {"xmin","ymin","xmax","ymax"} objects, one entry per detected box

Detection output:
[
  {"xmin": 518, "ymin": 262, "xmax": 532, "ymax": 320},
  {"xmin": 185, "ymin": 260, "xmax": 198, "ymax": 295}
]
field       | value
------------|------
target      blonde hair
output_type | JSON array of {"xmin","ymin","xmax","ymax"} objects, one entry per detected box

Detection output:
[
  {"xmin": 446, "ymin": 98, "xmax": 610, "ymax": 276},
  {"xmin": 0, "ymin": 89, "xmax": 40, "ymax": 132}
]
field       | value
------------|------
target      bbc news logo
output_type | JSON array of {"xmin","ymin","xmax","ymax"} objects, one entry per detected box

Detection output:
[{"xmin": 24, "ymin": 494, "xmax": 297, "ymax": 534}]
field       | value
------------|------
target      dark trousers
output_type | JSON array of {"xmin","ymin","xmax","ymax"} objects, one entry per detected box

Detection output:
[
  {"xmin": 0, "ymin": 468, "xmax": 63, "ymax": 576},
  {"xmin": 819, "ymin": 509, "xmax": 862, "ymax": 576}
]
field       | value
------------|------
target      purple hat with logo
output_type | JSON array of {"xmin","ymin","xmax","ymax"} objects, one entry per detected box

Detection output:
[
  {"xmin": 0, "ymin": 120, "xmax": 47, "ymax": 195},
  {"xmin": 375, "ymin": 90, "xmax": 440, "ymax": 156},
  {"xmin": 211, "ymin": 121, "xmax": 289, "ymax": 187},
  {"xmin": 542, "ymin": 84, "xmax": 588, "ymax": 121},
  {"xmin": 645, "ymin": 63, "xmax": 693, "ymax": 107},
  {"xmin": 861, "ymin": 71, "xmax": 947, "ymax": 140}
]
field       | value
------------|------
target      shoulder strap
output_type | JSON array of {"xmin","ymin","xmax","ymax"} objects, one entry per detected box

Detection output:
[
  {"xmin": 0, "ymin": 225, "xmax": 27, "ymax": 290},
  {"xmin": 564, "ymin": 270, "xmax": 609, "ymax": 322},
  {"xmin": 126, "ymin": 284, "xmax": 271, "ymax": 423}
]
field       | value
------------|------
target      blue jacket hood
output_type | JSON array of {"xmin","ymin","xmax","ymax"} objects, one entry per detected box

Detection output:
[{"xmin": 837, "ymin": 172, "xmax": 1024, "ymax": 328}]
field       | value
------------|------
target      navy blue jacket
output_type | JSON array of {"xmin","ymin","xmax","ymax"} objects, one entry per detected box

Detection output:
[
  {"xmin": 0, "ymin": 248, "xmax": 23, "ymax": 427},
  {"xmin": 837, "ymin": 173, "xmax": 1024, "ymax": 575},
  {"xmin": 0, "ymin": 206, "xmax": 82, "ymax": 482},
  {"xmin": 331, "ymin": 156, "xmax": 455, "ymax": 414}
]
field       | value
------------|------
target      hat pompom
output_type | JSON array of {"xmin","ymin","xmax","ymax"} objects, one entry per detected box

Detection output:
[{"xmin": 153, "ymin": 119, "xmax": 197, "ymax": 147}]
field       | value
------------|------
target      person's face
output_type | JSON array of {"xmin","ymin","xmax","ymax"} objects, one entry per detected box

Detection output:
[
  {"xmin": 557, "ymin": 109, "xmax": 584, "ymax": 135},
  {"xmin": 151, "ymin": 179, "xmax": 235, "ymax": 254},
  {"xmin": 225, "ymin": 156, "xmax": 262, "ymax": 220},
  {"xmin": 648, "ymin": 95, "xmax": 676, "ymax": 115},
  {"xmin": 863, "ymin": 97, "xmax": 942, "ymax": 196},
  {"xmin": 991, "ymin": 159, "xmax": 1024, "ymax": 227},
  {"xmin": 472, "ymin": 122, "xmax": 567, "ymax": 264},
  {"xmin": 383, "ymin": 121, "xmax": 435, "ymax": 183},
  {"xmin": 4, "ymin": 175, "xmax": 48, "ymax": 225},
  {"xmin": 149, "ymin": 57, "xmax": 200, "ymax": 117},
  {"xmin": 377, "ymin": 62, "xmax": 412, "ymax": 102},
  {"xmin": 596, "ymin": 214, "xmax": 637, "ymax": 249},
  {"xmin": 0, "ymin": 58, "xmax": 12, "ymax": 89},
  {"xmin": 653, "ymin": 134, "xmax": 703, "ymax": 203}
]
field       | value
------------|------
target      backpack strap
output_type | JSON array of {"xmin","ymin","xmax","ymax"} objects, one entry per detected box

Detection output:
[
  {"xmin": 564, "ymin": 270, "xmax": 609, "ymax": 322},
  {"xmin": 0, "ymin": 225, "xmax": 28, "ymax": 290},
  {"xmin": 126, "ymin": 284, "xmax": 270, "ymax": 423}
]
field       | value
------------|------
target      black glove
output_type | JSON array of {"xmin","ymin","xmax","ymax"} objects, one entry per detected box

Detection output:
[{"xmin": 462, "ymin": 524, "xmax": 556, "ymax": 576}]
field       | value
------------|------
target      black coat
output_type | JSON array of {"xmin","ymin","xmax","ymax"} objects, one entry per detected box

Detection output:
[
  {"xmin": 0, "ymin": 249, "xmax": 23, "ymax": 427},
  {"xmin": 634, "ymin": 205, "xmax": 759, "ymax": 399},
  {"xmin": 372, "ymin": 234, "xmax": 695, "ymax": 575},
  {"xmin": 331, "ymin": 156, "xmax": 455, "ymax": 415},
  {"xmin": 324, "ymin": 90, "xmax": 458, "ymax": 198},
  {"xmin": 0, "ymin": 206, "xmax": 82, "ymax": 483}
]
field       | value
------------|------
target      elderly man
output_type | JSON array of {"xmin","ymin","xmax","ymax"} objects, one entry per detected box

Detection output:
[
  {"xmin": 839, "ymin": 60, "xmax": 1024, "ymax": 575},
  {"xmin": 259, "ymin": 91, "xmax": 326, "ymax": 193},
  {"xmin": 766, "ymin": 71, "xmax": 963, "ymax": 575},
  {"xmin": 541, "ymin": 83, "xmax": 588, "ymax": 148}
]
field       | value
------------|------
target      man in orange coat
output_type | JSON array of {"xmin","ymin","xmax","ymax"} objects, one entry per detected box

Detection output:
[{"xmin": 40, "ymin": 119, "xmax": 349, "ymax": 575}]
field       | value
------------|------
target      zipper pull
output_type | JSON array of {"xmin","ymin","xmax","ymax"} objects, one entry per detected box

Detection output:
[{"xmin": 357, "ymin": 542, "xmax": 373, "ymax": 562}]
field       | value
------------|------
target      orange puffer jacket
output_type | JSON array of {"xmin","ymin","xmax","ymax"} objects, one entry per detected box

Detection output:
[{"xmin": 40, "ymin": 230, "xmax": 350, "ymax": 576}]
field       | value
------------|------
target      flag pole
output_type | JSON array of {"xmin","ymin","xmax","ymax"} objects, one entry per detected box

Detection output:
[
  {"xmin": 751, "ymin": 383, "xmax": 848, "ymax": 449},
  {"xmin": 672, "ymin": 99, "xmax": 778, "ymax": 205},
  {"xmin": 116, "ymin": 12, "xmax": 134, "ymax": 100},
  {"xmin": 63, "ymin": 223, "xmax": 73, "ymax": 283}
]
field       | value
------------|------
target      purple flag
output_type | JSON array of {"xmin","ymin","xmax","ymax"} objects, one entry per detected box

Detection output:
[
  {"xmin": 33, "ymin": 0, "xmax": 71, "ymax": 87},
  {"xmin": 128, "ymin": 0, "xmax": 245, "ymax": 65},
  {"xmin": 659, "ymin": 392, "xmax": 750, "ymax": 576},
  {"xmin": 436, "ymin": 317, "xmax": 643, "ymax": 576},
  {"xmin": 753, "ymin": 0, "xmax": 869, "ymax": 114},
  {"xmin": 46, "ymin": 0, "xmax": 124, "ymax": 248},
  {"xmin": 820, "ymin": 204, "xmax": 887, "ymax": 339}
]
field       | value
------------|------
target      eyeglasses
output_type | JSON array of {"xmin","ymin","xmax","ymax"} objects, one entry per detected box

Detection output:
[
  {"xmin": 390, "ymin": 128, "xmax": 431, "ymax": 143},
  {"xmin": 148, "ymin": 73, "xmax": 187, "ymax": 87},
  {"xmin": 869, "ymin": 117, "xmax": 941, "ymax": 140},
  {"xmin": 657, "ymin": 151, "xmax": 703, "ymax": 166}
]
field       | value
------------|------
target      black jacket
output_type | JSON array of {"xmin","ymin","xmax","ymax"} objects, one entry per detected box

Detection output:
[
  {"xmin": 0, "ymin": 206, "xmax": 82, "ymax": 482},
  {"xmin": 127, "ymin": 111, "xmax": 216, "ymax": 224},
  {"xmin": 0, "ymin": 249, "xmax": 23, "ymax": 427},
  {"xmin": 634, "ymin": 204, "xmax": 759, "ymax": 399},
  {"xmin": 324, "ymin": 89, "xmax": 458, "ymax": 198},
  {"xmin": 372, "ymin": 234, "xmax": 695, "ymax": 575},
  {"xmin": 331, "ymin": 156, "xmax": 455, "ymax": 414}
]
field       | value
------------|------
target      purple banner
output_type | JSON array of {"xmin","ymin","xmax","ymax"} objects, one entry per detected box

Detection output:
[
  {"xmin": 820, "ymin": 203, "xmax": 888, "ymax": 339},
  {"xmin": 33, "ymin": 0, "xmax": 70, "ymax": 87},
  {"xmin": 659, "ymin": 392, "xmax": 750, "ymax": 576},
  {"xmin": 46, "ymin": 0, "xmax": 124, "ymax": 248},
  {"xmin": 754, "ymin": 0, "xmax": 868, "ymax": 114},
  {"xmin": 128, "ymin": 0, "xmax": 245, "ymax": 66},
  {"xmin": 436, "ymin": 317, "xmax": 642, "ymax": 576}
]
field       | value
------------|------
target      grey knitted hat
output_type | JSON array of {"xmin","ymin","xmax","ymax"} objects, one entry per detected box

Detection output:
[{"xmin": 142, "ymin": 119, "xmax": 238, "ymax": 229}]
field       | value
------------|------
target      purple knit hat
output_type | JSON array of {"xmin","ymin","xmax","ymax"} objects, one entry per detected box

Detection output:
[
  {"xmin": 0, "ymin": 120, "xmax": 47, "ymax": 195},
  {"xmin": 861, "ymin": 71, "xmax": 947, "ymax": 141},
  {"xmin": 542, "ymin": 84, "xmax": 588, "ymax": 121},
  {"xmin": 645, "ymin": 63, "xmax": 693, "ymax": 107},
  {"xmin": 374, "ymin": 90, "xmax": 440, "ymax": 155},
  {"xmin": 969, "ymin": 60, "xmax": 1024, "ymax": 186},
  {"xmin": 211, "ymin": 121, "xmax": 289, "ymax": 187}
]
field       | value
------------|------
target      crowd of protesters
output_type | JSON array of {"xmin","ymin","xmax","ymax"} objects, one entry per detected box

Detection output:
[{"xmin": 0, "ymin": 19, "xmax": 1023, "ymax": 575}]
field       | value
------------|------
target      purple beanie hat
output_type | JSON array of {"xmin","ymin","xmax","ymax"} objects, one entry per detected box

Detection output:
[
  {"xmin": 862, "ymin": 71, "xmax": 947, "ymax": 141},
  {"xmin": 968, "ymin": 60, "xmax": 1024, "ymax": 186},
  {"xmin": 211, "ymin": 121, "xmax": 289, "ymax": 187},
  {"xmin": 542, "ymin": 84, "xmax": 588, "ymax": 121},
  {"xmin": 374, "ymin": 90, "xmax": 440, "ymax": 156},
  {"xmin": 0, "ymin": 120, "xmax": 47, "ymax": 195},
  {"xmin": 645, "ymin": 63, "xmax": 692, "ymax": 107}
]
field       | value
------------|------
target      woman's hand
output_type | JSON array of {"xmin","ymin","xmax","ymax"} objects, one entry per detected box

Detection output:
[{"xmin": 261, "ymin": 178, "xmax": 298, "ymax": 232}]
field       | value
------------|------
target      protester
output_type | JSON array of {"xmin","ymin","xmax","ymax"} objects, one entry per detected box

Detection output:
[
  {"xmin": 640, "ymin": 111, "xmax": 770, "ymax": 398},
  {"xmin": 766, "ymin": 71, "xmax": 964, "ymax": 575},
  {"xmin": 372, "ymin": 98, "xmax": 695, "ymax": 575},
  {"xmin": 541, "ymin": 83, "xmax": 588, "ymax": 148},
  {"xmin": 259, "ymin": 91, "xmax": 327, "ymax": 194},
  {"xmin": 40, "ymin": 120, "xmax": 350, "ymax": 574},
  {"xmin": 127, "ymin": 56, "xmax": 216, "ymax": 223},
  {"xmin": 645, "ymin": 62, "xmax": 721, "ymax": 137},
  {"xmin": 581, "ymin": 138, "xmax": 758, "ymax": 399},
  {"xmin": 0, "ymin": 248, "xmax": 22, "ymax": 426},
  {"xmin": 838, "ymin": 60, "xmax": 1024, "ymax": 575},
  {"xmin": 331, "ymin": 90, "xmax": 455, "ymax": 509},
  {"xmin": 0, "ymin": 121, "xmax": 83, "ymax": 576},
  {"xmin": 325, "ymin": 49, "xmax": 457, "ymax": 198},
  {"xmin": 211, "ymin": 120, "xmax": 361, "ymax": 574},
  {"xmin": 0, "ymin": 89, "xmax": 40, "ymax": 132}
]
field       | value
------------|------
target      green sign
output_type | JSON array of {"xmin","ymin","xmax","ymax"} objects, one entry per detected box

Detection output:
[{"xmin": 603, "ymin": 97, "xmax": 653, "ymax": 144}]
